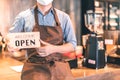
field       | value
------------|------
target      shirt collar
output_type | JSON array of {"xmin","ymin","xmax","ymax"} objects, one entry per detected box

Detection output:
[{"xmin": 36, "ymin": 6, "xmax": 54, "ymax": 16}]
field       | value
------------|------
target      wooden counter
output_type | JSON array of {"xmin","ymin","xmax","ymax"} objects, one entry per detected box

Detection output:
[
  {"xmin": 0, "ymin": 53, "xmax": 120, "ymax": 80},
  {"xmin": 72, "ymin": 64, "xmax": 120, "ymax": 80},
  {"xmin": 0, "ymin": 54, "xmax": 23, "ymax": 80}
]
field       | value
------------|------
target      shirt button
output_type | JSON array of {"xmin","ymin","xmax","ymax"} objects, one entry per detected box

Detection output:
[{"xmin": 43, "ymin": 16, "xmax": 45, "ymax": 20}]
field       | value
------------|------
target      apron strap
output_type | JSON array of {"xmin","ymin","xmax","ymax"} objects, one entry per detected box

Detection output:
[
  {"xmin": 53, "ymin": 8, "xmax": 61, "ymax": 26},
  {"xmin": 34, "ymin": 5, "xmax": 39, "ymax": 26},
  {"xmin": 32, "ymin": 5, "xmax": 39, "ymax": 32}
]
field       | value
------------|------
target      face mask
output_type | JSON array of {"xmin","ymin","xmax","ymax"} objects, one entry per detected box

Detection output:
[{"xmin": 37, "ymin": 0, "xmax": 53, "ymax": 5}]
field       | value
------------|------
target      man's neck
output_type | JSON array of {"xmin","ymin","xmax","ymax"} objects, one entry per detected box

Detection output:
[{"xmin": 37, "ymin": 3, "xmax": 52, "ymax": 15}]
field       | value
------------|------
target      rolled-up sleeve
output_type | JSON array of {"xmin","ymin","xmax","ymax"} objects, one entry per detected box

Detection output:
[
  {"xmin": 9, "ymin": 13, "xmax": 25, "ymax": 33},
  {"xmin": 63, "ymin": 15, "xmax": 77, "ymax": 49}
]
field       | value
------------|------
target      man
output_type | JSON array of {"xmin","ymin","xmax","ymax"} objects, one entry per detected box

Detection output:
[{"xmin": 9, "ymin": 0, "xmax": 77, "ymax": 80}]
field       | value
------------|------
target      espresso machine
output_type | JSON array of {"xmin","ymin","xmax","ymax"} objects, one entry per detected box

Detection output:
[
  {"xmin": 82, "ymin": 10, "xmax": 106, "ymax": 69},
  {"xmin": 104, "ymin": 30, "xmax": 120, "ymax": 65}
]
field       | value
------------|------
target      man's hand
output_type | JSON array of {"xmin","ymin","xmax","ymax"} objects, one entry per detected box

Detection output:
[
  {"xmin": 5, "ymin": 35, "xmax": 20, "ymax": 52},
  {"xmin": 36, "ymin": 40, "xmax": 56, "ymax": 57},
  {"xmin": 36, "ymin": 40, "xmax": 75, "ymax": 58}
]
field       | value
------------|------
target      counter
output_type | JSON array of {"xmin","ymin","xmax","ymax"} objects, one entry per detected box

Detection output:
[
  {"xmin": 0, "ymin": 53, "xmax": 120, "ymax": 80},
  {"xmin": 72, "ymin": 64, "xmax": 120, "ymax": 80},
  {"xmin": 0, "ymin": 54, "xmax": 23, "ymax": 80}
]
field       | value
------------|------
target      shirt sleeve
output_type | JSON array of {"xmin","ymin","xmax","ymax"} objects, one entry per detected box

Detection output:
[
  {"xmin": 9, "ymin": 13, "xmax": 25, "ymax": 33},
  {"xmin": 63, "ymin": 15, "xmax": 77, "ymax": 49}
]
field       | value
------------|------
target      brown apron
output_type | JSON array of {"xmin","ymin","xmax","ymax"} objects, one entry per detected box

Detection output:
[{"xmin": 21, "ymin": 6, "xmax": 75, "ymax": 80}]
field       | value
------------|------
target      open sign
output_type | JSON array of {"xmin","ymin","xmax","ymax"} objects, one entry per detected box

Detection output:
[{"xmin": 7, "ymin": 32, "xmax": 40, "ymax": 49}]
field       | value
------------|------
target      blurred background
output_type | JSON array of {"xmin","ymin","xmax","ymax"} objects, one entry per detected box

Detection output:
[
  {"xmin": 0, "ymin": 0, "xmax": 81, "ymax": 44},
  {"xmin": 0, "ymin": 0, "xmax": 120, "ymax": 61},
  {"xmin": 1, "ymin": 0, "xmax": 120, "ymax": 45}
]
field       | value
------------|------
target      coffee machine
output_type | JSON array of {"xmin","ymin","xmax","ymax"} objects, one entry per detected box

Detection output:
[
  {"xmin": 104, "ymin": 30, "xmax": 120, "ymax": 65},
  {"xmin": 82, "ymin": 10, "xmax": 106, "ymax": 69}
]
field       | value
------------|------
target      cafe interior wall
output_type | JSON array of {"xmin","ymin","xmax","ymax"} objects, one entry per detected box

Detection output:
[
  {"xmin": 0, "ymin": 0, "xmax": 81, "ymax": 45},
  {"xmin": 0, "ymin": 0, "xmax": 36, "ymax": 36}
]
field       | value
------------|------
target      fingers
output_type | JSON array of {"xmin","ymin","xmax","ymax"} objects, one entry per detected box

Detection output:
[
  {"xmin": 4, "ymin": 35, "xmax": 10, "ymax": 43},
  {"xmin": 40, "ymin": 39, "xmax": 50, "ymax": 45},
  {"xmin": 36, "ymin": 48, "xmax": 44, "ymax": 53},
  {"xmin": 36, "ymin": 48, "xmax": 48, "ymax": 57},
  {"xmin": 36, "ymin": 40, "xmax": 53, "ymax": 57},
  {"xmin": 38, "ymin": 53, "xmax": 47, "ymax": 57},
  {"xmin": 7, "ymin": 45, "xmax": 20, "ymax": 52},
  {"xmin": 7, "ymin": 42, "xmax": 20, "ymax": 52}
]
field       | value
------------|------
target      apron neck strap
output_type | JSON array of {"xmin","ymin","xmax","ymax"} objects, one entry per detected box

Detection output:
[
  {"xmin": 34, "ymin": 5, "xmax": 39, "ymax": 26},
  {"xmin": 53, "ymin": 8, "xmax": 61, "ymax": 26}
]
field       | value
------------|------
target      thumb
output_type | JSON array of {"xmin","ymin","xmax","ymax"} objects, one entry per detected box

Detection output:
[
  {"xmin": 40, "ymin": 39, "xmax": 50, "ymax": 46},
  {"xmin": 4, "ymin": 35, "xmax": 10, "ymax": 43}
]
